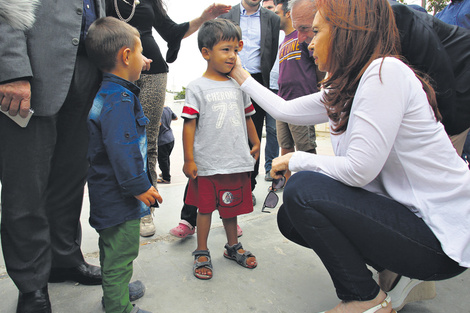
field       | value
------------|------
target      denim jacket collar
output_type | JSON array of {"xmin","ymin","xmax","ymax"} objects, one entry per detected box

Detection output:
[{"xmin": 102, "ymin": 72, "xmax": 140, "ymax": 97}]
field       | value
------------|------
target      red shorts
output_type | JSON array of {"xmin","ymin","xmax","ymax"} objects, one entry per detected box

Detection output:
[{"xmin": 186, "ymin": 172, "xmax": 253, "ymax": 219}]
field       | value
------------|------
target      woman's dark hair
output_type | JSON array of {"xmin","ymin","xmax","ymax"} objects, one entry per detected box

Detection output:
[{"xmin": 315, "ymin": 0, "xmax": 440, "ymax": 134}]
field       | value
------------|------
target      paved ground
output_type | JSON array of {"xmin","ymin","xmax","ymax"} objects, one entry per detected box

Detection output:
[{"xmin": 1, "ymin": 100, "xmax": 469, "ymax": 313}]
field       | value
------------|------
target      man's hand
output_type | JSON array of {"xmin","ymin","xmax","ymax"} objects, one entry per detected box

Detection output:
[{"xmin": 0, "ymin": 80, "xmax": 31, "ymax": 118}]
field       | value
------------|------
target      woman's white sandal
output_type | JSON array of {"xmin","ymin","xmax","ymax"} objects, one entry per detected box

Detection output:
[
  {"xmin": 387, "ymin": 276, "xmax": 435, "ymax": 311},
  {"xmin": 363, "ymin": 295, "xmax": 395, "ymax": 313},
  {"xmin": 318, "ymin": 294, "xmax": 396, "ymax": 313}
]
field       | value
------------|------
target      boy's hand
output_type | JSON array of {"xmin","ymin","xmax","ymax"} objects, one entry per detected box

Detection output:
[
  {"xmin": 250, "ymin": 143, "xmax": 260, "ymax": 161},
  {"xmin": 183, "ymin": 161, "xmax": 198, "ymax": 180},
  {"xmin": 135, "ymin": 186, "xmax": 163, "ymax": 207}
]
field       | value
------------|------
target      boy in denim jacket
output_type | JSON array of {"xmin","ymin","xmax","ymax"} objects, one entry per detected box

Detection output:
[{"xmin": 85, "ymin": 17, "xmax": 162, "ymax": 313}]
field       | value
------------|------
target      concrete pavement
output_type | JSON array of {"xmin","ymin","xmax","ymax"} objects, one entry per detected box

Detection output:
[{"xmin": 1, "ymin": 100, "xmax": 469, "ymax": 313}]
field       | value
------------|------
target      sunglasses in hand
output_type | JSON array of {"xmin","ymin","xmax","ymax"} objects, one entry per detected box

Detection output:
[{"xmin": 261, "ymin": 175, "xmax": 286, "ymax": 213}]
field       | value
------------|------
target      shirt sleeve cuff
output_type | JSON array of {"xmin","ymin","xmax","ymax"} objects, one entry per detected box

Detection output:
[
  {"xmin": 289, "ymin": 151, "xmax": 317, "ymax": 173},
  {"xmin": 120, "ymin": 172, "xmax": 152, "ymax": 196}
]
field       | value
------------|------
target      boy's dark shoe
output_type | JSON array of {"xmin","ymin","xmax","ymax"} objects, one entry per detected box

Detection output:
[
  {"xmin": 156, "ymin": 178, "xmax": 170, "ymax": 184},
  {"xmin": 130, "ymin": 305, "xmax": 152, "ymax": 313},
  {"xmin": 252, "ymin": 193, "xmax": 256, "ymax": 206},
  {"xmin": 101, "ymin": 280, "xmax": 146, "ymax": 308},
  {"xmin": 49, "ymin": 262, "xmax": 102, "ymax": 285},
  {"xmin": 17, "ymin": 286, "xmax": 51, "ymax": 313},
  {"xmin": 129, "ymin": 280, "xmax": 145, "ymax": 301}
]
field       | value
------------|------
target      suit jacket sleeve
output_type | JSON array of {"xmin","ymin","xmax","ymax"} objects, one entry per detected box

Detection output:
[
  {"xmin": 0, "ymin": 23, "xmax": 32, "ymax": 83},
  {"xmin": 391, "ymin": 3, "xmax": 457, "ymax": 134},
  {"xmin": 0, "ymin": 0, "xmax": 106, "ymax": 116},
  {"xmin": 260, "ymin": 8, "xmax": 280, "ymax": 87},
  {"xmin": 267, "ymin": 12, "xmax": 280, "ymax": 74}
]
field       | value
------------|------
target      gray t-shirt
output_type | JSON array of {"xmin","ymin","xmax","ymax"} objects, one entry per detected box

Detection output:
[{"xmin": 182, "ymin": 77, "xmax": 256, "ymax": 176}]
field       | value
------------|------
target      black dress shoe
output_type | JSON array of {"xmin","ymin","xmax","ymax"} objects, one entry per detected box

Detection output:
[
  {"xmin": 49, "ymin": 262, "xmax": 102, "ymax": 285},
  {"xmin": 17, "ymin": 286, "xmax": 51, "ymax": 313}
]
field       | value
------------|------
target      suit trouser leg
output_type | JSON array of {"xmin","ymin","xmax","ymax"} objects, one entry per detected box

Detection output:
[
  {"xmin": 0, "ymin": 115, "xmax": 56, "ymax": 292},
  {"xmin": 449, "ymin": 127, "xmax": 470, "ymax": 157},
  {"xmin": 157, "ymin": 141, "xmax": 174, "ymax": 182},
  {"xmin": 46, "ymin": 54, "xmax": 101, "ymax": 268},
  {"xmin": 463, "ymin": 130, "xmax": 470, "ymax": 165},
  {"xmin": 180, "ymin": 181, "xmax": 198, "ymax": 228}
]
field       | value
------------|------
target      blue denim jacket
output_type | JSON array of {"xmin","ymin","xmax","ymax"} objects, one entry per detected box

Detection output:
[{"xmin": 87, "ymin": 73, "xmax": 151, "ymax": 230}]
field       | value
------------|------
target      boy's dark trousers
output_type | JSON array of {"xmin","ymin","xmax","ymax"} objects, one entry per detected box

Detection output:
[
  {"xmin": 99, "ymin": 219, "xmax": 140, "ymax": 313},
  {"xmin": 181, "ymin": 182, "xmax": 198, "ymax": 227},
  {"xmin": 157, "ymin": 140, "xmax": 174, "ymax": 182}
]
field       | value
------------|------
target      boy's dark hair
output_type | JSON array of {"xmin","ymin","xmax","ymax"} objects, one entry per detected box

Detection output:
[
  {"xmin": 274, "ymin": 0, "xmax": 290, "ymax": 13},
  {"xmin": 85, "ymin": 17, "xmax": 140, "ymax": 72},
  {"xmin": 197, "ymin": 19, "xmax": 242, "ymax": 52}
]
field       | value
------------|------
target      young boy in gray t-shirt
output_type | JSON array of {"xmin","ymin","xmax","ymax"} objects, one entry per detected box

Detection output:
[{"xmin": 181, "ymin": 19, "xmax": 260, "ymax": 280}]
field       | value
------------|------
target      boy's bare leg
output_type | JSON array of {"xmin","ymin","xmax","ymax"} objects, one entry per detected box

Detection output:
[
  {"xmin": 223, "ymin": 216, "xmax": 239, "ymax": 246},
  {"xmin": 195, "ymin": 212, "xmax": 212, "ymax": 277},
  {"xmin": 222, "ymin": 217, "xmax": 256, "ymax": 267}
]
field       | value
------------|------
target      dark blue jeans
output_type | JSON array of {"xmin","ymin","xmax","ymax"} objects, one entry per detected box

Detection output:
[
  {"xmin": 264, "ymin": 112, "xmax": 279, "ymax": 173},
  {"xmin": 157, "ymin": 140, "xmax": 174, "ymax": 182},
  {"xmin": 278, "ymin": 171, "xmax": 466, "ymax": 301}
]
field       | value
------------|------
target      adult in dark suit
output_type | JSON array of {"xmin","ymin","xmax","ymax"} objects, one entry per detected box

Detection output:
[
  {"xmin": 220, "ymin": 0, "xmax": 280, "ymax": 90},
  {"xmin": 220, "ymin": 0, "xmax": 280, "ymax": 198},
  {"xmin": 0, "ymin": 1, "xmax": 105, "ymax": 311},
  {"xmin": 389, "ymin": 1, "xmax": 470, "ymax": 156}
]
